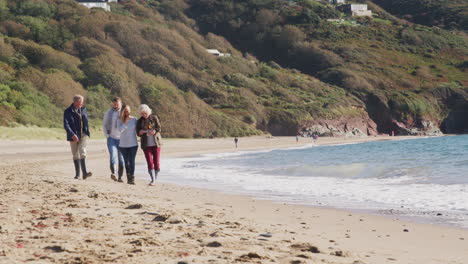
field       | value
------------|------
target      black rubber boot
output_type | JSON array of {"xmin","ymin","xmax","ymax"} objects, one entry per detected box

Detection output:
[
  {"xmin": 128, "ymin": 175, "xmax": 135, "ymax": 185},
  {"xmin": 80, "ymin": 158, "xmax": 92, "ymax": 180},
  {"xmin": 118, "ymin": 165, "xmax": 124, "ymax": 182},
  {"xmin": 73, "ymin": 160, "xmax": 80, "ymax": 179}
]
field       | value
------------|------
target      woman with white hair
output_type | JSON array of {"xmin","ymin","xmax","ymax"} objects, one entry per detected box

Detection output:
[{"xmin": 136, "ymin": 104, "xmax": 162, "ymax": 186}]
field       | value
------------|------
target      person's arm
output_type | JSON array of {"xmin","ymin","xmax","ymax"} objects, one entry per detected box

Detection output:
[
  {"xmin": 102, "ymin": 110, "xmax": 109, "ymax": 138},
  {"xmin": 63, "ymin": 110, "xmax": 77, "ymax": 141},
  {"xmin": 153, "ymin": 115, "xmax": 161, "ymax": 133},
  {"xmin": 136, "ymin": 118, "xmax": 145, "ymax": 137},
  {"xmin": 82, "ymin": 107, "xmax": 90, "ymax": 138}
]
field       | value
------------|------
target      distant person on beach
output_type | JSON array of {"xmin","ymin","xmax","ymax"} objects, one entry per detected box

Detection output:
[
  {"xmin": 312, "ymin": 134, "xmax": 318, "ymax": 143},
  {"xmin": 103, "ymin": 97, "xmax": 124, "ymax": 182},
  {"xmin": 136, "ymin": 104, "xmax": 162, "ymax": 186},
  {"xmin": 234, "ymin": 136, "xmax": 239, "ymax": 148},
  {"xmin": 63, "ymin": 95, "xmax": 92, "ymax": 180},
  {"xmin": 118, "ymin": 105, "xmax": 138, "ymax": 185},
  {"xmin": 296, "ymin": 135, "xmax": 299, "ymax": 143}
]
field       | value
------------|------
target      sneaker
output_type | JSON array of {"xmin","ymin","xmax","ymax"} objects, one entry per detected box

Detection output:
[
  {"xmin": 74, "ymin": 175, "xmax": 80, "ymax": 180},
  {"xmin": 118, "ymin": 178, "xmax": 124, "ymax": 183},
  {"xmin": 128, "ymin": 181, "xmax": 135, "ymax": 185},
  {"xmin": 110, "ymin": 174, "xmax": 117, "ymax": 181},
  {"xmin": 83, "ymin": 172, "xmax": 92, "ymax": 180}
]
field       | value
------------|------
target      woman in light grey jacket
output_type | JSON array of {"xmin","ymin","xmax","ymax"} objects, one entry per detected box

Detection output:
[{"xmin": 118, "ymin": 105, "xmax": 138, "ymax": 185}]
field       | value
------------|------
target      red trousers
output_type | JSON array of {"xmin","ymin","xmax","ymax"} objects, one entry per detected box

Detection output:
[{"xmin": 143, "ymin": 146, "xmax": 161, "ymax": 171}]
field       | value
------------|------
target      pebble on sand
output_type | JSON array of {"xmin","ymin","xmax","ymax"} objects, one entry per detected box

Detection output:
[
  {"xmin": 125, "ymin": 204, "xmax": 143, "ymax": 209},
  {"xmin": 206, "ymin": 241, "xmax": 222, "ymax": 247},
  {"xmin": 259, "ymin": 232, "xmax": 272, "ymax": 238}
]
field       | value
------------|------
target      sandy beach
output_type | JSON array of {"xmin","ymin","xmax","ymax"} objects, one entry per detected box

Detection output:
[{"xmin": 1, "ymin": 136, "xmax": 467, "ymax": 264}]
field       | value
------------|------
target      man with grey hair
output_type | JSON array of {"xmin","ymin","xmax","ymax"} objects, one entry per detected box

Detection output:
[
  {"xmin": 63, "ymin": 94, "xmax": 92, "ymax": 179},
  {"xmin": 103, "ymin": 97, "xmax": 124, "ymax": 182}
]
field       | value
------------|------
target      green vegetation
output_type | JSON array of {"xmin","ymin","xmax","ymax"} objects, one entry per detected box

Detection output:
[
  {"xmin": 0, "ymin": 124, "xmax": 106, "ymax": 140},
  {"xmin": 0, "ymin": 0, "xmax": 371, "ymax": 137},
  {"xmin": 372, "ymin": 0, "xmax": 467, "ymax": 31},
  {"xmin": 0, "ymin": 0, "xmax": 466, "ymax": 136},
  {"xmin": 0, "ymin": 125, "xmax": 64, "ymax": 140},
  {"xmin": 185, "ymin": 0, "xmax": 468, "ymax": 133}
]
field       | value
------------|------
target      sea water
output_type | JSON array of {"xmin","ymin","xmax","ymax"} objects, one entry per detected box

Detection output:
[{"xmin": 137, "ymin": 135, "xmax": 468, "ymax": 228}]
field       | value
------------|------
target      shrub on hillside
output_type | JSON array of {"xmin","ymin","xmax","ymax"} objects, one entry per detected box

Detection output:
[
  {"xmin": 19, "ymin": 67, "xmax": 85, "ymax": 106},
  {"xmin": 14, "ymin": 0, "xmax": 56, "ymax": 19},
  {"xmin": 9, "ymin": 38, "xmax": 84, "ymax": 79},
  {"xmin": 0, "ymin": 20, "xmax": 31, "ymax": 38},
  {"xmin": 85, "ymin": 84, "xmax": 112, "ymax": 127}
]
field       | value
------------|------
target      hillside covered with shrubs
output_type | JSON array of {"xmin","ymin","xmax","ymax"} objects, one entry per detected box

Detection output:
[
  {"xmin": 185, "ymin": 0, "xmax": 468, "ymax": 134},
  {"xmin": 371, "ymin": 0, "xmax": 467, "ymax": 31},
  {"xmin": 0, "ymin": 0, "xmax": 467, "ymax": 137}
]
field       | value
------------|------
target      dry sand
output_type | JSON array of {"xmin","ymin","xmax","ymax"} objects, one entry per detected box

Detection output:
[{"xmin": 0, "ymin": 136, "xmax": 467, "ymax": 264}]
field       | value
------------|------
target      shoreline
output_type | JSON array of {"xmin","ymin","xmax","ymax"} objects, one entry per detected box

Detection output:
[
  {"xmin": 1, "ymin": 135, "xmax": 467, "ymax": 264},
  {"xmin": 156, "ymin": 134, "xmax": 464, "ymax": 230}
]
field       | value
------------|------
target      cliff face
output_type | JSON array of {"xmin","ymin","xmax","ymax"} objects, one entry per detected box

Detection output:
[{"xmin": 437, "ymin": 88, "xmax": 468, "ymax": 134}]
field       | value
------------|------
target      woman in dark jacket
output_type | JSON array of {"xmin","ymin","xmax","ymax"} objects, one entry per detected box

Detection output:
[{"xmin": 136, "ymin": 104, "xmax": 161, "ymax": 186}]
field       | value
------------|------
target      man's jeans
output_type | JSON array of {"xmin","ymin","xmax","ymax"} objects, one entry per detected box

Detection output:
[{"xmin": 107, "ymin": 137, "xmax": 124, "ymax": 174}]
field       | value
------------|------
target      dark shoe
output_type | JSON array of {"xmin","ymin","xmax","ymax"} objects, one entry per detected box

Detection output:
[
  {"xmin": 127, "ymin": 175, "xmax": 135, "ymax": 185},
  {"xmin": 118, "ymin": 178, "xmax": 124, "ymax": 183},
  {"xmin": 83, "ymin": 172, "xmax": 92, "ymax": 180},
  {"xmin": 74, "ymin": 175, "xmax": 80, "ymax": 180},
  {"xmin": 110, "ymin": 174, "xmax": 117, "ymax": 181},
  {"xmin": 73, "ymin": 160, "xmax": 80, "ymax": 179}
]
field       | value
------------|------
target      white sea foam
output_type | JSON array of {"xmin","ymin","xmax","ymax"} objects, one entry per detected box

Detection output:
[
  {"xmin": 138, "ymin": 135, "xmax": 468, "ymax": 228},
  {"xmin": 159, "ymin": 158, "xmax": 468, "ymax": 212}
]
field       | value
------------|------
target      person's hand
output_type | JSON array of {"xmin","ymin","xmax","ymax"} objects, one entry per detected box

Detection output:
[
  {"xmin": 149, "ymin": 130, "xmax": 156, "ymax": 136},
  {"xmin": 139, "ymin": 130, "xmax": 146, "ymax": 136},
  {"xmin": 72, "ymin": 135, "xmax": 79, "ymax": 142}
]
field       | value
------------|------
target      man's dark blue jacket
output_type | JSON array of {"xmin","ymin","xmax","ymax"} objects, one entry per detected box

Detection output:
[{"xmin": 63, "ymin": 104, "xmax": 90, "ymax": 141}]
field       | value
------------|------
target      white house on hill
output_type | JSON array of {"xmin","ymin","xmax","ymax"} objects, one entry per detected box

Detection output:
[
  {"xmin": 206, "ymin": 49, "xmax": 231, "ymax": 57},
  {"xmin": 337, "ymin": 4, "xmax": 372, "ymax": 17},
  {"xmin": 76, "ymin": 0, "xmax": 118, "ymax": 12}
]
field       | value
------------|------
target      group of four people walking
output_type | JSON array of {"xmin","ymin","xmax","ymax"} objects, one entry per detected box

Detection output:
[{"xmin": 64, "ymin": 95, "xmax": 162, "ymax": 186}]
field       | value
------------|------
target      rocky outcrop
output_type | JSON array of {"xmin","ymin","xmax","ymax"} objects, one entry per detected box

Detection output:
[
  {"xmin": 393, "ymin": 119, "xmax": 442, "ymax": 136},
  {"xmin": 299, "ymin": 117, "xmax": 378, "ymax": 137},
  {"xmin": 437, "ymin": 88, "xmax": 468, "ymax": 134}
]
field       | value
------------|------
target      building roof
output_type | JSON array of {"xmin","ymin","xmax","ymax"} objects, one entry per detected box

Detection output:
[{"xmin": 206, "ymin": 49, "xmax": 221, "ymax": 54}]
